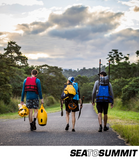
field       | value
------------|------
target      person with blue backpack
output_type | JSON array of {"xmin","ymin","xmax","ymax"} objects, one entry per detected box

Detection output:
[
  {"xmin": 92, "ymin": 71, "xmax": 114, "ymax": 132},
  {"xmin": 61, "ymin": 77, "xmax": 82, "ymax": 132}
]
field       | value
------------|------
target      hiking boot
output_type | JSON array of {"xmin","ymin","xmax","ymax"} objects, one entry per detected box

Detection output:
[
  {"xmin": 72, "ymin": 129, "xmax": 75, "ymax": 132},
  {"xmin": 98, "ymin": 126, "xmax": 102, "ymax": 132},
  {"xmin": 32, "ymin": 121, "xmax": 36, "ymax": 130},
  {"xmin": 104, "ymin": 126, "xmax": 109, "ymax": 131},
  {"xmin": 30, "ymin": 123, "xmax": 33, "ymax": 131},
  {"xmin": 65, "ymin": 124, "xmax": 69, "ymax": 131}
]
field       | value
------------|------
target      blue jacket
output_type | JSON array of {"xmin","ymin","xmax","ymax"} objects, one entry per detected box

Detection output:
[{"xmin": 21, "ymin": 78, "xmax": 43, "ymax": 102}]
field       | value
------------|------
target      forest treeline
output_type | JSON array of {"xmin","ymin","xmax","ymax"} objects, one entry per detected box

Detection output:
[
  {"xmin": 62, "ymin": 65, "xmax": 105, "ymax": 78},
  {"xmin": 0, "ymin": 41, "xmax": 139, "ymax": 113}
]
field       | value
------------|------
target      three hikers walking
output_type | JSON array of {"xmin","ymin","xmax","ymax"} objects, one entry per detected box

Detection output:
[{"xmin": 20, "ymin": 64, "xmax": 114, "ymax": 133}]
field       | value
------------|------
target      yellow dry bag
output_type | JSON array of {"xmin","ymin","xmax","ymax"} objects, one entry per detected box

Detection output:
[
  {"xmin": 18, "ymin": 104, "xmax": 29, "ymax": 117},
  {"xmin": 61, "ymin": 84, "xmax": 76, "ymax": 100},
  {"xmin": 38, "ymin": 104, "xmax": 47, "ymax": 126}
]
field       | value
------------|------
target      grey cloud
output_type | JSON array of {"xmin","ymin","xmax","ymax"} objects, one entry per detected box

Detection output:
[
  {"xmin": 48, "ymin": 6, "xmax": 124, "ymax": 40},
  {"xmin": 134, "ymin": 6, "xmax": 139, "ymax": 12},
  {"xmin": 16, "ymin": 21, "xmax": 53, "ymax": 34},
  {"xmin": 2, "ymin": 26, "xmax": 139, "ymax": 69},
  {"xmin": 48, "ymin": 27, "xmax": 94, "ymax": 41},
  {"xmin": 0, "ymin": 32, "xmax": 4, "ymax": 35},
  {"xmin": 106, "ymin": 28, "xmax": 139, "ymax": 55},
  {"xmin": 48, "ymin": 5, "xmax": 88, "ymax": 28},
  {"xmin": 112, "ymin": 28, "xmax": 139, "ymax": 39},
  {"xmin": 48, "ymin": 5, "xmax": 123, "ymax": 29},
  {"xmin": 0, "ymin": 4, "xmax": 41, "ymax": 15},
  {"xmin": 88, "ymin": 12, "xmax": 123, "ymax": 27},
  {"xmin": 17, "ymin": 5, "xmax": 123, "ymax": 41},
  {"xmin": 48, "ymin": 11, "xmax": 123, "ymax": 40}
]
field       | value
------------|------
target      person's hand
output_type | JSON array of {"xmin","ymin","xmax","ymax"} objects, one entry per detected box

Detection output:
[
  {"xmin": 41, "ymin": 99, "xmax": 44, "ymax": 104},
  {"xmin": 20, "ymin": 101, "xmax": 24, "ymax": 105},
  {"xmin": 92, "ymin": 102, "xmax": 95, "ymax": 106},
  {"xmin": 80, "ymin": 104, "xmax": 83, "ymax": 109},
  {"xmin": 111, "ymin": 103, "xmax": 114, "ymax": 109}
]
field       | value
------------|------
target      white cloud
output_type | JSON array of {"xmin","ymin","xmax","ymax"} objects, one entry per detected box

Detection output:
[
  {"xmin": 26, "ymin": 53, "xmax": 49, "ymax": 59},
  {"xmin": 119, "ymin": 0, "xmax": 139, "ymax": 7},
  {"xmin": 0, "ymin": 0, "xmax": 43, "ymax": 6}
]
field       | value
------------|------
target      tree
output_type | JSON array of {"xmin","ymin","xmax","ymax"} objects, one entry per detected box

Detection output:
[
  {"xmin": 0, "ymin": 53, "xmax": 12, "ymax": 104},
  {"xmin": 80, "ymin": 82, "xmax": 94, "ymax": 101},
  {"xmin": 121, "ymin": 77, "xmax": 139, "ymax": 104},
  {"xmin": 106, "ymin": 49, "xmax": 131, "ymax": 80},
  {"xmin": 10, "ymin": 67, "xmax": 27, "ymax": 96},
  {"xmin": 107, "ymin": 49, "xmax": 129, "ymax": 64},
  {"xmin": 4, "ymin": 41, "xmax": 28, "ymax": 67},
  {"xmin": 89, "ymin": 75, "xmax": 99, "ymax": 82},
  {"xmin": 36, "ymin": 64, "xmax": 66, "ymax": 99},
  {"xmin": 136, "ymin": 50, "xmax": 139, "ymax": 57},
  {"xmin": 111, "ymin": 78, "xmax": 131, "ymax": 98},
  {"xmin": 0, "ymin": 41, "xmax": 29, "ymax": 102},
  {"xmin": 75, "ymin": 75, "xmax": 89, "ymax": 87}
]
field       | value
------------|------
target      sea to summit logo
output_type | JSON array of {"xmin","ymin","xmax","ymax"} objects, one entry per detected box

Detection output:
[{"xmin": 70, "ymin": 149, "xmax": 138, "ymax": 157}]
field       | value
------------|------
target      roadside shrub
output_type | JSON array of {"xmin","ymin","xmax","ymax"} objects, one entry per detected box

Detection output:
[
  {"xmin": 45, "ymin": 96, "xmax": 57, "ymax": 106},
  {"xmin": 0, "ymin": 97, "xmax": 20, "ymax": 114},
  {"xmin": 8, "ymin": 97, "xmax": 20, "ymax": 112},
  {"xmin": 111, "ymin": 78, "xmax": 131, "ymax": 98},
  {"xmin": 121, "ymin": 77, "xmax": 139, "ymax": 103},
  {"xmin": 123, "ymin": 95, "xmax": 139, "ymax": 112},
  {"xmin": 0, "ymin": 100, "xmax": 9, "ymax": 114}
]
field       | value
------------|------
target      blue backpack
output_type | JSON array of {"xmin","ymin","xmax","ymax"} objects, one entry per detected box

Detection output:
[
  {"xmin": 73, "ymin": 82, "xmax": 79, "ymax": 101},
  {"xmin": 96, "ymin": 76, "xmax": 113, "ymax": 103}
]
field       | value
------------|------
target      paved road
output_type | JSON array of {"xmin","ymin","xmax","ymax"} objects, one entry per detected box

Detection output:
[{"xmin": 0, "ymin": 103, "xmax": 126, "ymax": 146}]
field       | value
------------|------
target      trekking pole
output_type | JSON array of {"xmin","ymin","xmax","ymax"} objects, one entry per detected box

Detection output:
[
  {"xmin": 60, "ymin": 99, "xmax": 63, "ymax": 116},
  {"xmin": 108, "ymin": 61, "xmax": 110, "ymax": 82},
  {"xmin": 99, "ymin": 59, "xmax": 101, "ymax": 74},
  {"xmin": 99, "ymin": 59, "xmax": 101, "ymax": 84},
  {"xmin": 78, "ymin": 96, "xmax": 85, "ymax": 120}
]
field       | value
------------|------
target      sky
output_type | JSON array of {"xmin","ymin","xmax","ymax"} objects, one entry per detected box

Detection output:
[{"xmin": 0, "ymin": 0, "xmax": 139, "ymax": 69}]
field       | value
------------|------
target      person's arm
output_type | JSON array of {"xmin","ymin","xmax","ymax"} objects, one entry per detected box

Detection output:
[
  {"xmin": 20, "ymin": 79, "xmax": 26, "ymax": 105},
  {"xmin": 36, "ymin": 79, "xmax": 44, "ymax": 104},
  {"xmin": 92, "ymin": 81, "xmax": 98, "ymax": 105}
]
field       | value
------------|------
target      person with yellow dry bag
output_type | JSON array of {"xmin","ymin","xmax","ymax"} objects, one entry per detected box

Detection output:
[
  {"xmin": 61, "ymin": 77, "xmax": 82, "ymax": 132},
  {"xmin": 20, "ymin": 69, "xmax": 44, "ymax": 131}
]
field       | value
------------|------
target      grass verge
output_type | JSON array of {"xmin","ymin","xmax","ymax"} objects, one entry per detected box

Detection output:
[
  {"xmin": 94, "ymin": 98, "xmax": 139, "ymax": 146},
  {"xmin": 0, "ymin": 102, "xmax": 61, "ymax": 120}
]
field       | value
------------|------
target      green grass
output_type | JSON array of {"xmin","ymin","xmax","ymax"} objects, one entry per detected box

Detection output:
[
  {"xmin": 45, "ymin": 103, "xmax": 61, "ymax": 113},
  {"xmin": 112, "ymin": 124, "xmax": 139, "ymax": 146},
  {"xmin": 0, "ymin": 102, "xmax": 61, "ymax": 119},
  {"xmin": 0, "ymin": 112, "xmax": 20, "ymax": 119},
  {"xmin": 108, "ymin": 107, "xmax": 139, "ymax": 121},
  {"xmin": 108, "ymin": 98, "xmax": 139, "ymax": 123}
]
